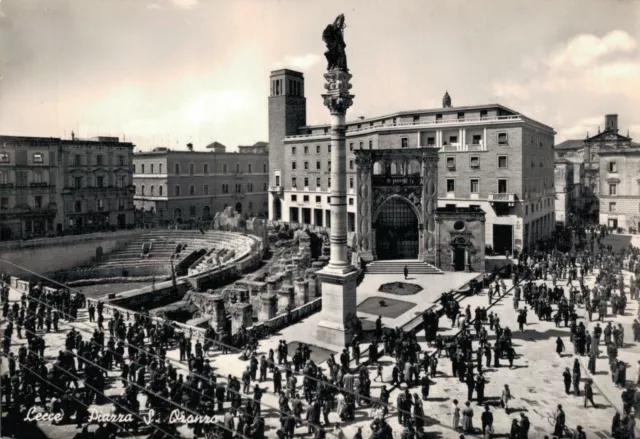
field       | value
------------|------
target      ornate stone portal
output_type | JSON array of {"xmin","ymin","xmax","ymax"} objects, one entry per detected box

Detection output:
[
  {"xmin": 354, "ymin": 148, "xmax": 439, "ymax": 263},
  {"xmin": 315, "ymin": 14, "xmax": 360, "ymax": 348}
]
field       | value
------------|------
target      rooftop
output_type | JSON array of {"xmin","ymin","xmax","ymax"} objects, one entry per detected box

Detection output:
[{"xmin": 554, "ymin": 139, "xmax": 585, "ymax": 151}]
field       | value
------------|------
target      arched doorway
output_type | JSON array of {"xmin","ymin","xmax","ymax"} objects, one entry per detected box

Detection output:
[
  {"xmin": 235, "ymin": 202, "xmax": 242, "ymax": 214},
  {"xmin": 375, "ymin": 197, "xmax": 419, "ymax": 260},
  {"xmin": 202, "ymin": 206, "xmax": 211, "ymax": 219}
]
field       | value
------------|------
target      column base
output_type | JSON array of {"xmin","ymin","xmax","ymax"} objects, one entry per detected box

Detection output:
[{"xmin": 315, "ymin": 267, "xmax": 359, "ymax": 349}]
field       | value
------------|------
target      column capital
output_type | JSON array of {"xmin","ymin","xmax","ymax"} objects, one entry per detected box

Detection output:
[{"xmin": 323, "ymin": 70, "xmax": 354, "ymax": 115}]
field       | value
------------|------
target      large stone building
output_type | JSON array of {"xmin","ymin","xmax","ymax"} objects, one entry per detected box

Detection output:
[
  {"xmin": 0, "ymin": 135, "xmax": 135, "ymax": 240},
  {"xmin": 555, "ymin": 114, "xmax": 638, "ymax": 228},
  {"xmin": 133, "ymin": 141, "xmax": 269, "ymax": 225},
  {"xmin": 268, "ymin": 69, "xmax": 556, "ymax": 258}
]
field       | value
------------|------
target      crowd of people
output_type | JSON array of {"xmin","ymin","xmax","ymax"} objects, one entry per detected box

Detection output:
[{"xmin": 1, "ymin": 224, "xmax": 640, "ymax": 439}]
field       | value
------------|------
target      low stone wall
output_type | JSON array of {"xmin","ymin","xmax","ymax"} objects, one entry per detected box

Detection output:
[
  {"xmin": 107, "ymin": 279, "xmax": 190, "ymax": 310},
  {"xmin": 54, "ymin": 264, "xmax": 172, "ymax": 283}
]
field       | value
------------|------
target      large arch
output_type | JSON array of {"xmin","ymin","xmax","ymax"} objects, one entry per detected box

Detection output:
[{"xmin": 373, "ymin": 195, "xmax": 420, "ymax": 260}]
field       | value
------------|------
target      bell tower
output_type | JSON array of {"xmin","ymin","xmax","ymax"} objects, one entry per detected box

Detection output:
[{"xmin": 268, "ymin": 69, "xmax": 307, "ymax": 220}]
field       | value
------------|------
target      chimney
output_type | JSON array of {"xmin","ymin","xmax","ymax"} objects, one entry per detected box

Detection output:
[
  {"xmin": 605, "ymin": 114, "xmax": 618, "ymax": 132},
  {"xmin": 187, "ymin": 143, "xmax": 194, "ymax": 151}
]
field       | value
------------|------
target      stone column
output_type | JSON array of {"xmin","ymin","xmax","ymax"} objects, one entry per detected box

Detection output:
[
  {"xmin": 278, "ymin": 285, "xmax": 294, "ymax": 313},
  {"xmin": 306, "ymin": 271, "xmax": 318, "ymax": 298},
  {"xmin": 450, "ymin": 247, "xmax": 456, "ymax": 271},
  {"xmin": 231, "ymin": 302, "xmax": 253, "ymax": 334},
  {"xmin": 294, "ymin": 278, "xmax": 309, "ymax": 307},
  {"xmin": 316, "ymin": 66, "xmax": 359, "ymax": 348},
  {"xmin": 258, "ymin": 293, "xmax": 277, "ymax": 321},
  {"xmin": 209, "ymin": 294, "xmax": 226, "ymax": 331},
  {"xmin": 267, "ymin": 278, "xmax": 277, "ymax": 295},
  {"xmin": 422, "ymin": 152, "xmax": 438, "ymax": 264},
  {"xmin": 465, "ymin": 248, "xmax": 471, "ymax": 272}
]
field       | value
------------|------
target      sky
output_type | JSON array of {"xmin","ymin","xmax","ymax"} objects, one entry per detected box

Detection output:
[{"xmin": 0, "ymin": 0, "xmax": 639, "ymax": 152}]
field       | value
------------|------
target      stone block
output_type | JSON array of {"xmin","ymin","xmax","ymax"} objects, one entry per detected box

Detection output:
[
  {"xmin": 231, "ymin": 302, "xmax": 253, "ymax": 334},
  {"xmin": 278, "ymin": 285, "xmax": 294, "ymax": 313},
  {"xmin": 258, "ymin": 293, "xmax": 277, "ymax": 321},
  {"xmin": 315, "ymin": 268, "xmax": 359, "ymax": 349},
  {"xmin": 294, "ymin": 279, "xmax": 309, "ymax": 307}
]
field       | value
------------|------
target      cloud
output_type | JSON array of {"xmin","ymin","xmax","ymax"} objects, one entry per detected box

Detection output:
[
  {"xmin": 169, "ymin": 0, "xmax": 198, "ymax": 9},
  {"xmin": 179, "ymin": 89, "xmax": 256, "ymax": 125},
  {"xmin": 493, "ymin": 80, "xmax": 531, "ymax": 100},
  {"xmin": 558, "ymin": 116, "xmax": 603, "ymax": 140},
  {"xmin": 548, "ymin": 30, "xmax": 637, "ymax": 68},
  {"xmin": 272, "ymin": 54, "xmax": 321, "ymax": 71},
  {"xmin": 147, "ymin": 3, "xmax": 165, "ymax": 10}
]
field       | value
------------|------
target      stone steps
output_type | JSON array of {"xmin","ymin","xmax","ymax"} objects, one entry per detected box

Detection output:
[{"xmin": 365, "ymin": 260, "xmax": 443, "ymax": 274}]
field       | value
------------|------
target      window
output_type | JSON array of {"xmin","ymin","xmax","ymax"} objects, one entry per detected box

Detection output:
[
  {"xmin": 608, "ymin": 162, "xmax": 618, "ymax": 173},
  {"xmin": 96, "ymin": 176, "xmax": 104, "ymax": 188},
  {"xmin": 304, "ymin": 161, "xmax": 309, "ymax": 170},
  {"xmin": 33, "ymin": 153, "xmax": 44, "ymax": 164},
  {"xmin": 304, "ymin": 146, "xmax": 308, "ymax": 154},
  {"xmin": 498, "ymin": 132, "xmax": 508, "ymax": 145},
  {"xmin": 97, "ymin": 199, "xmax": 105, "ymax": 211},
  {"xmin": 401, "ymin": 138, "xmax": 408, "ymax": 148},
  {"xmin": 349, "ymin": 177, "xmax": 354, "ymax": 189},
  {"xmin": 446, "ymin": 179, "xmax": 455, "ymax": 193},
  {"xmin": 291, "ymin": 195, "xmax": 297, "ymax": 202},
  {"xmin": 328, "ymin": 177, "xmax": 331, "ymax": 188},
  {"xmin": 328, "ymin": 161, "xmax": 332, "ymax": 171},
  {"xmin": 204, "ymin": 163, "xmax": 209, "ymax": 174},
  {"xmin": 446, "ymin": 157, "xmax": 455, "ymax": 169},
  {"xmin": 449, "ymin": 135, "xmax": 458, "ymax": 144},
  {"xmin": 74, "ymin": 155, "xmax": 81, "ymax": 166},
  {"xmin": 159, "ymin": 186, "xmax": 163, "ymax": 196},
  {"xmin": 118, "ymin": 155, "xmax": 125, "ymax": 166},
  {"xmin": 263, "ymin": 163, "xmax": 267, "ymax": 173},
  {"xmin": 175, "ymin": 185, "xmax": 181, "ymax": 196},
  {"xmin": 222, "ymin": 184, "xmax": 228, "ymax": 193},
  {"xmin": 248, "ymin": 164, "xmax": 252, "ymax": 173},
  {"xmin": 141, "ymin": 185, "xmax": 145, "ymax": 195},
  {"xmin": 0, "ymin": 153, "xmax": 9, "ymax": 163},
  {"xmin": 263, "ymin": 183, "xmax": 267, "ymax": 191},
  {"xmin": 470, "ymin": 156, "xmax": 480, "ymax": 169},
  {"xmin": 202, "ymin": 184, "xmax": 208, "ymax": 195},
  {"xmin": 159, "ymin": 164, "xmax": 163, "ymax": 174},
  {"xmin": 316, "ymin": 177, "xmax": 321, "ymax": 187},
  {"xmin": 497, "ymin": 155, "xmax": 508, "ymax": 168},
  {"xmin": 0, "ymin": 197, "xmax": 8, "ymax": 210},
  {"xmin": 609, "ymin": 202, "xmax": 617, "ymax": 212},
  {"xmin": 33, "ymin": 171, "xmax": 43, "ymax": 183},
  {"xmin": 74, "ymin": 201, "xmax": 82, "ymax": 213},
  {"xmin": 609, "ymin": 183, "xmax": 617, "ymax": 195},
  {"xmin": 292, "ymin": 177, "xmax": 297, "ymax": 188},
  {"xmin": 427, "ymin": 137, "xmax": 435, "ymax": 146},
  {"xmin": 292, "ymin": 161, "xmax": 297, "ymax": 170},
  {"xmin": 275, "ymin": 175, "xmax": 280, "ymax": 186},
  {"xmin": 316, "ymin": 161, "xmax": 321, "ymax": 170},
  {"xmin": 141, "ymin": 164, "xmax": 145, "ymax": 174},
  {"xmin": 435, "ymin": 114, "xmax": 442, "ymax": 122},
  {"xmin": 175, "ymin": 163, "xmax": 180, "ymax": 175},
  {"xmin": 349, "ymin": 160, "xmax": 354, "ymax": 170},
  {"xmin": 349, "ymin": 143, "xmax": 354, "ymax": 152},
  {"xmin": 96, "ymin": 155, "xmax": 103, "ymax": 166},
  {"xmin": 328, "ymin": 145, "xmax": 331, "ymax": 153},
  {"xmin": 472, "ymin": 135, "xmax": 482, "ymax": 145},
  {"xmin": 359, "ymin": 142, "xmax": 363, "ymax": 150},
  {"xmin": 457, "ymin": 112, "xmax": 465, "ymax": 120},
  {"xmin": 480, "ymin": 110, "xmax": 488, "ymax": 118},
  {"xmin": 248, "ymin": 182, "xmax": 253, "ymax": 192},
  {"xmin": 190, "ymin": 206, "xmax": 196, "ymax": 217},
  {"xmin": 304, "ymin": 178, "xmax": 309, "ymax": 188},
  {"xmin": 498, "ymin": 179, "xmax": 508, "ymax": 193},
  {"xmin": 34, "ymin": 195, "xmax": 42, "ymax": 208},
  {"xmin": 235, "ymin": 184, "xmax": 242, "ymax": 193},
  {"xmin": 116, "ymin": 176, "xmax": 125, "ymax": 188},
  {"xmin": 303, "ymin": 195, "xmax": 309, "ymax": 202},
  {"xmin": 150, "ymin": 164, "xmax": 154, "ymax": 174},
  {"xmin": 0, "ymin": 171, "xmax": 7, "ymax": 184},
  {"xmin": 413, "ymin": 115, "xmax": 420, "ymax": 123},
  {"xmin": 74, "ymin": 177, "xmax": 82, "ymax": 189},
  {"xmin": 316, "ymin": 145, "xmax": 321, "ymax": 154},
  {"xmin": 369, "ymin": 140, "xmax": 373, "ymax": 150},
  {"xmin": 292, "ymin": 146, "xmax": 297, "ymax": 155},
  {"xmin": 349, "ymin": 198, "xmax": 354, "ymax": 206},
  {"xmin": 189, "ymin": 184, "xmax": 195, "ymax": 195},
  {"xmin": 316, "ymin": 196, "xmax": 321, "ymax": 203},
  {"xmin": 470, "ymin": 179, "xmax": 479, "ymax": 194}
]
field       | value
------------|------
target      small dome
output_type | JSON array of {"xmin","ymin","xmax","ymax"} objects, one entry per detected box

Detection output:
[{"xmin": 442, "ymin": 91, "xmax": 452, "ymax": 108}]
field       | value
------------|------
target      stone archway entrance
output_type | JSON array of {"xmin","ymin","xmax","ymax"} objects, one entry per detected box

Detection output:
[{"xmin": 374, "ymin": 197, "xmax": 419, "ymax": 260}]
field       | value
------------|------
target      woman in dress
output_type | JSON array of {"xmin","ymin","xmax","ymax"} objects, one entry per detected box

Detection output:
[
  {"xmin": 452, "ymin": 399, "xmax": 461, "ymax": 430},
  {"xmin": 501, "ymin": 384, "xmax": 513, "ymax": 414},
  {"xmin": 461, "ymin": 401, "xmax": 474, "ymax": 433}
]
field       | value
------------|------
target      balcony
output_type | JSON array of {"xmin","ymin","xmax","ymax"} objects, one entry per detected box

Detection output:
[
  {"xmin": 488, "ymin": 192, "xmax": 516, "ymax": 206},
  {"xmin": 29, "ymin": 182, "xmax": 49, "ymax": 188},
  {"xmin": 0, "ymin": 182, "xmax": 14, "ymax": 189},
  {"xmin": 441, "ymin": 142, "xmax": 486, "ymax": 152},
  {"xmin": 269, "ymin": 186, "xmax": 284, "ymax": 196}
]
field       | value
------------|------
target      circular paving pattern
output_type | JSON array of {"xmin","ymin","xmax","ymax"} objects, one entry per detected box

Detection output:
[{"xmin": 378, "ymin": 281, "xmax": 423, "ymax": 295}]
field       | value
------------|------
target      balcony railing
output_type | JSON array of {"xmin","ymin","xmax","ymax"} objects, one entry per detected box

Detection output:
[
  {"xmin": 373, "ymin": 175, "xmax": 422, "ymax": 186},
  {"xmin": 29, "ymin": 182, "xmax": 49, "ymax": 188},
  {"xmin": 268, "ymin": 186, "xmax": 284, "ymax": 195},
  {"xmin": 488, "ymin": 192, "xmax": 516, "ymax": 205},
  {"xmin": 441, "ymin": 142, "xmax": 487, "ymax": 152},
  {"xmin": 285, "ymin": 114, "xmax": 525, "ymax": 140},
  {"xmin": 0, "ymin": 183, "xmax": 14, "ymax": 189}
]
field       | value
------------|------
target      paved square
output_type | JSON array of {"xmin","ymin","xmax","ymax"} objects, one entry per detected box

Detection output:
[{"xmin": 357, "ymin": 296, "xmax": 416, "ymax": 318}]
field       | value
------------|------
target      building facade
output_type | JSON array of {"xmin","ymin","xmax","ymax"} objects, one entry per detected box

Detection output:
[
  {"xmin": 268, "ymin": 69, "xmax": 556, "ymax": 257},
  {"xmin": 133, "ymin": 142, "xmax": 269, "ymax": 225},
  {"xmin": 555, "ymin": 114, "xmax": 637, "ymax": 227},
  {"xmin": 553, "ymin": 159, "xmax": 575, "ymax": 224},
  {"xmin": 0, "ymin": 135, "xmax": 135, "ymax": 240}
]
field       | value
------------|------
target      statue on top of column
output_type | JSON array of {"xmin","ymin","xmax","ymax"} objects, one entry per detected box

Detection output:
[{"xmin": 322, "ymin": 14, "xmax": 349, "ymax": 72}]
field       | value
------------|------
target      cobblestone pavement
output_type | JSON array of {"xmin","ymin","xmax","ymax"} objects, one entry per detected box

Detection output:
[{"xmin": 1, "ymin": 250, "xmax": 631, "ymax": 439}]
